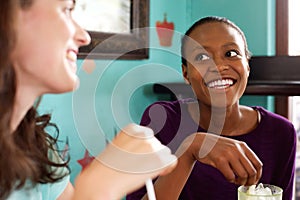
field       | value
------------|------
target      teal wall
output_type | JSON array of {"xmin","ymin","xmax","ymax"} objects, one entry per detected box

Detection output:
[
  {"xmin": 39, "ymin": 0, "xmax": 276, "ymax": 183},
  {"xmin": 190, "ymin": 0, "xmax": 276, "ymax": 55}
]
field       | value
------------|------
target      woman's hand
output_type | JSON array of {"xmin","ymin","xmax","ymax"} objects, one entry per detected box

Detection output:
[
  {"xmin": 179, "ymin": 132, "xmax": 262, "ymax": 186},
  {"xmin": 73, "ymin": 123, "xmax": 177, "ymax": 200}
]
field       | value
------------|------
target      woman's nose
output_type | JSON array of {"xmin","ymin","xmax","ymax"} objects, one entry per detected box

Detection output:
[
  {"xmin": 75, "ymin": 22, "xmax": 91, "ymax": 47},
  {"xmin": 211, "ymin": 56, "xmax": 229, "ymax": 72}
]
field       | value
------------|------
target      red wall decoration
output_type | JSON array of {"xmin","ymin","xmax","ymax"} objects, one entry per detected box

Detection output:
[{"xmin": 156, "ymin": 13, "xmax": 174, "ymax": 46}]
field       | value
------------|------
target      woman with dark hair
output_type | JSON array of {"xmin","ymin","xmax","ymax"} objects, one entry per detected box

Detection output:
[
  {"xmin": 0, "ymin": 0, "xmax": 178, "ymax": 199},
  {"xmin": 127, "ymin": 16, "xmax": 296, "ymax": 200}
]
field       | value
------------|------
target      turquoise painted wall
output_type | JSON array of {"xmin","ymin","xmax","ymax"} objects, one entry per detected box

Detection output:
[
  {"xmin": 39, "ymin": 0, "xmax": 276, "ymax": 184},
  {"xmin": 190, "ymin": 0, "xmax": 276, "ymax": 56}
]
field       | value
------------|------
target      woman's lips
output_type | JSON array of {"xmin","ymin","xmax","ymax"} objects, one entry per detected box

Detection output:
[
  {"xmin": 66, "ymin": 50, "xmax": 78, "ymax": 62},
  {"xmin": 206, "ymin": 78, "xmax": 235, "ymax": 89}
]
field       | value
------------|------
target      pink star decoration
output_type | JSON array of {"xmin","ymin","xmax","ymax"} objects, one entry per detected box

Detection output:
[{"xmin": 77, "ymin": 149, "xmax": 95, "ymax": 171}]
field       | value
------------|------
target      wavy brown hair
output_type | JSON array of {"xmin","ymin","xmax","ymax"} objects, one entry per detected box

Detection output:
[{"xmin": 0, "ymin": 0, "xmax": 69, "ymax": 199}]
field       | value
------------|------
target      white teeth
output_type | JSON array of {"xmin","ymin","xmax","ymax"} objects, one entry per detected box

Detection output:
[
  {"xmin": 207, "ymin": 79, "xmax": 234, "ymax": 89},
  {"xmin": 67, "ymin": 51, "xmax": 77, "ymax": 62}
]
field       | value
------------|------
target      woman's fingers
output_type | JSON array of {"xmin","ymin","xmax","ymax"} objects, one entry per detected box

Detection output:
[
  {"xmin": 214, "ymin": 158, "xmax": 236, "ymax": 183},
  {"xmin": 211, "ymin": 149, "xmax": 256, "ymax": 185},
  {"xmin": 242, "ymin": 145, "xmax": 263, "ymax": 185},
  {"xmin": 230, "ymin": 155, "xmax": 256, "ymax": 185},
  {"xmin": 227, "ymin": 143, "xmax": 262, "ymax": 185},
  {"xmin": 228, "ymin": 143, "xmax": 262, "ymax": 185},
  {"xmin": 195, "ymin": 133, "xmax": 262, "ymax": 186}
]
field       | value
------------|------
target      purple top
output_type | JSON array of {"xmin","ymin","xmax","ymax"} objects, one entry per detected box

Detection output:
[{"xmin": 126, "ymin": 99, "xmax": 296, "ymax": 200}]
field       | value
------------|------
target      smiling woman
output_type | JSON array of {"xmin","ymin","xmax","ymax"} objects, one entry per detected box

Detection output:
[
  {"xmin": 0, "ymin": 0, "xmax": 176, "ymax": 199},
  {"xmin": 127, "ymin": 16, "xmax": 296, "ymax": 200}
]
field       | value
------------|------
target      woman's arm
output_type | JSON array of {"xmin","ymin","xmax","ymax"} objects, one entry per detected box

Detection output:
[
  {"xmin": 142, "ymin": 146, "xmax": 195, "ymax": 200},
  {"xmin": 144, "ymin": 133, "xmax": 263, "ymax": 200},
  {"xmin": 57, "ymin": 182, "xmax": 74, "ymax": 200}
]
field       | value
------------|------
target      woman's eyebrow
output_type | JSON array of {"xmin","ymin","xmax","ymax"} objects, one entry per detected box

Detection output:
[
  {"xmin": 222, "ymin": 42, "xmax": 239, "ymax": 48},
  {"xmin": 59, "ymin": 0, "xmax": 76, "ymax": 4},
  {"xmin": 58, "ymin": 0, "xmax": 76, "ymax": 7},
  {"xmin": 191, "ymin": 46, "xmax": 206, "ymax": 52}
]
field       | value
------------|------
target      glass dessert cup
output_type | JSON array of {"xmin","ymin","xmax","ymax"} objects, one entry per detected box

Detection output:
[{"xmin": 238, "ymin": 184, "xmax": 282, "ymax": 200}]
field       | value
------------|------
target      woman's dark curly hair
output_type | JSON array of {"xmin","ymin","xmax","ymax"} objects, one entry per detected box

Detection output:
[{"xmin": 0, "ymin": 0, "xmax": 69, "ymax": 199}]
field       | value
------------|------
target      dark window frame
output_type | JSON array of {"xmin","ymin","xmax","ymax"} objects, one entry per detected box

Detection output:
[{"xmin": 275, "ymin": 0, "xmax": 289, "ymax": 118}]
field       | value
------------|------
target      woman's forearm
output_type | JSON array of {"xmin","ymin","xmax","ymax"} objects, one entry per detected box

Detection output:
[{"xmin": 144, "ymin": 152, "xmax": 196, "ymax": 200}]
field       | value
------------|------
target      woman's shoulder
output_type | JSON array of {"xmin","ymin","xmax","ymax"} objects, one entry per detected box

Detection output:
[
  {"xmin": 253, "ymin": 106, "xmax": 293, "ymax": 124},
  {"xmin": 141, "ymin": 99, "xmax": 194, "ymax": 130},
  {"xmin": 146, "ymin": 98, "xmax": 195, "ymax": 112},
  {"xmin": 6, "ymin": 182, "xmax": 42, "ymax": 200},
  {"xmin": 6, "ymin": 175, "xmax": 69, "ymax": 200},
  {"xmin": 252, "ymin": 106, "xmax": 296, "ymax": 138}
]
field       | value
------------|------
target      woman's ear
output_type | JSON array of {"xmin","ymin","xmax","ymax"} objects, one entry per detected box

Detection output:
[
  {"xmin": 246, "ymin": 64, "xmax": 250, "ymax": 78},
  {"xmin": 182, "ymin": 64, "xmax": 190, "ymax": 84}
]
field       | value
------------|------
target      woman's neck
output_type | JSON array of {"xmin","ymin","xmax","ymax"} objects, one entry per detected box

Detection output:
[
  {"xmin": 11, "ymin": 86, "xmax": 38, "ymax": 132},
  {"xmin": 200, "ymin": 104, "xmax": 231, "ymax": 135},
  {"xmin": 188, "ymin": 102, "xmax": 253, "ymax": 136}
]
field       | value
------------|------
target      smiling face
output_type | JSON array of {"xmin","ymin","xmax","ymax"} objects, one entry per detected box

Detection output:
[
  {"xmin": 11, "ymin": 0, "xmax": 91, "ymax": 96},
  {"xmin": 182, "ymin": 21, "xmax": 250, "ymax": 108}
]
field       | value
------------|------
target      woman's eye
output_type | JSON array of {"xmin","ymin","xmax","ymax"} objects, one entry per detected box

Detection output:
[
  {"xmin": 195, "ymin": 53, "xmax": 210, "ymax": 61},
  {"xmin": 63, "ymin": 1, "xmax": 75, "ymax": 16},
  {"xmin": 64, "ymin": 6, "xmax": 74, "ymax": 15},
  {"xmin": 225, "ymin": 50, "xmax": 238, "ymax": 57}
]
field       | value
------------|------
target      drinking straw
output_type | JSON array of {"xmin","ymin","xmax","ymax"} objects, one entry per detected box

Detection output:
[{"xmin": 146, "ymin": 179, "xmax": 156, "ymax": 200}]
